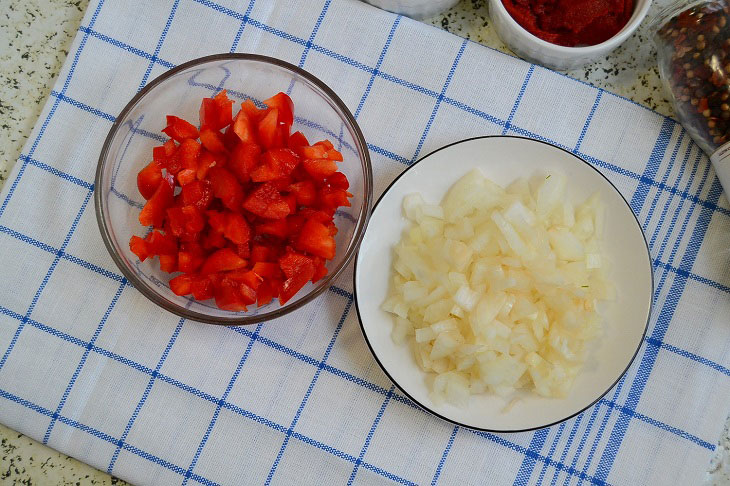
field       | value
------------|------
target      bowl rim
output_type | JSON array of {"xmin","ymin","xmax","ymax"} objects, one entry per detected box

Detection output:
[
  {"xmin": 490, "ymin": 0, "xmax": 652, "ymax": 54},
  {"xmin": 95, "ymin": 53, "xmax": 373, "ymax": 325},
  {"xmin": 353, "ymin": 135, "xmax": 654, "ymax": 433}
]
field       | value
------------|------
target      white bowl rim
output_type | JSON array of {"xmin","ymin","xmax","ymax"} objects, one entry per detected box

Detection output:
[
  {"xmin": 490, "ymin": 0, "xmax": 653, "ymax": 54},
  {"xmin": 353, "ymin": 135, "xmax": 654, "ymax": 433}
]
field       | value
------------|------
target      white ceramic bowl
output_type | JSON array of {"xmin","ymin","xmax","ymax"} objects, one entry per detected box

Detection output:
[
  {"xmin": 489, "ymin": 0, "xmax": 652, "ymax": 71},
  {"xmin": 363, "ymin": 0, "xmax": 460, "ymax": 19},
  {"xmin": 354, "ymin": 136, "xmax": 653, "ymax": 432}
]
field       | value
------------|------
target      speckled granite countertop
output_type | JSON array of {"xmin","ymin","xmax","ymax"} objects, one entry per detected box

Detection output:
[{"xmin": 0, "ymin": 0, "xmax": 728, "ymax": 484}]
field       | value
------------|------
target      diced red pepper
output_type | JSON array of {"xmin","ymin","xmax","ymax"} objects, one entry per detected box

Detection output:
[
  {"xmin": 145, "ymin": 230, "xmax": 178, "ymax": 256},
  {"xmin": 208, "ymin": 167, "xmax": 244, "ymax": 211},
  {"xmin": 137, "ymin": 161, "xmax": 163, "ymax": 200},
  {"xmin": 200, "ymin": 127, "xmax": 227, "ymax": 153},
  {"xmin": 181, "ymin": 205, "xmax": 206, "ymax": 234},
  {"xmin": 196, "ymin": 150, "xmax": 218, "ymax": 181},
  {"xmin": 201, "ymin": 248, "xmax": 248, "ymax": 274},
  {"xmin": 166, "ymin": 207, "xmax": 186, "ymax": 237},
  {"xmin": 302, "ymin": 158, "xmax": 338, "ymax": 179},
  {"xmin": 177, "ymin": 169, "xmax": 197, "ymax": 186},
  {"xmin": 162, "ymin": 115, "xmax": 199, "ymax": 142},
  {"xmin": 178, "ymin": 249, "xmax": 205, "ymax": 273},
  {"xmin": 320, "ymin": 187, "xmax": 352, "ymax": 209},
  {"xmin": 170, "ymin": 274, "xmax": 193, "ymax": 296},
  {"xmin": 232, "ymin": 109, "xmax": 257, "ymax": 145},
  {"xmin": 252, "ymin": 261, "xmax": 280, "ymax": 278},
  {"xmin": 139, "ymin": 176, "xmax": 174, "ymax": 228},
  {"xmin": 296, "ymin": 219, "xmax": 336, "ymax": 260},
  {"xmin": 182, "ymin": 179, "xmax": 213, "ymax": 210},
  {"xmin": 224, "ymin": 211, "xmax": 251, "ymax": 245},
  {"xmin": 159, "ymin": 254, "xmax": 177, "ymax": 273},
  {"xmin": 299, "ymin": 144, "xmax": 328, "ymax": 160},
  {"xmin": 240, "ymin": 99, "xmax": 265, "ymax": 121},
  {"xmin": 251, "ymin": 244, "xmax": 273, "ymax": 263},
  {"xmin": 202, "ymin": 228, "xmax": 227, "ymax": 250},
  {"xmin": 200, "ymin": 90, "xmax": 234, "ymax": 131},
  {"xmin": 263, "ymin": 92, "xmax": 294, "ymax": 127},
  {"xmin": 279, "ymin": 252, "xmax": 315, "ymax": 305},
  {"xmin": 190, "ymin": 274, "xmax": 214, "ymax": 300},
  {"xmin": 325, "ymin": 172, "xmax": 349, "ymax": 190},
  {"xmin": 312, "ymin": 258, "xmax": 328, "ymax": 283},
  {"xmin": 258, "ymin": 108, "xmax": 281, "ymax": 149},
  {"xmin": 131, "ymin": 91, "xmax": 352, "ymax": 311},
  {"xmin": 289, "ymin": 180, "xmax": 316, "ymax": 206},
  {"xmin": 288, "ymin": 131, "xmax": 309, "ymax": 150},
  {"xmin": 243, "ymin": 182, "xmax": 290, "ymax": 219},
  {"xmin": 238, "ymin": 283, "xmax": 257, "ymax": 305},
  {"xmin": 129, "ymin": 235, "xmax": 150, "ymax": 261},
  {"xmin": 214, "ymin": 278, "xmax": 248, "ymax": 311},
  {"xmin": 226, "ymin": 269, "xmax": 263, "ymax": 290},
  {"xmin": 229, "ymin": 142, "xmax": 261, "ymax": 184},
  {"xmin": 153, "ymin": 139, "xmax": 177, "ymax": 165},
  {"xmin": 256, "ymin": 219, "xmax": 289, "ymax": 238},
  {"xmin": 206, "ymin": 210, "xmax": 227, "ymax": 234}
]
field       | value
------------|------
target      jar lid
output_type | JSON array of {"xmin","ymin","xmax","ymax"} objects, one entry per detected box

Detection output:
[{"xmin": 650, "ymin": 0, "xmax": 727, "ymax": 38}]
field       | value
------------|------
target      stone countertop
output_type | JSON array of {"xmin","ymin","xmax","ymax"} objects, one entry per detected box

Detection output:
[{"xmin": 0, "ymin": 0, "xmax": 727, "ymax": 484}]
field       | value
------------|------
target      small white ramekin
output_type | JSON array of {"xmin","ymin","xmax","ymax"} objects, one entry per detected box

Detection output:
[{"xmin": 489, "ymin": 0, "xmax": 652, "ymax": 71}]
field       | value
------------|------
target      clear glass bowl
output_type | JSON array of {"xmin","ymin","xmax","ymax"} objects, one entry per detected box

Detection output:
[{"xmin": 95, "ymin": 54, "xmax": 372, "ymax": 325}]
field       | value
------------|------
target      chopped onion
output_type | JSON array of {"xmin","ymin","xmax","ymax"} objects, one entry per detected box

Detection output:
[{"xmin": 382, "ymin": 169, "xmax": 614, "ymax": 405}]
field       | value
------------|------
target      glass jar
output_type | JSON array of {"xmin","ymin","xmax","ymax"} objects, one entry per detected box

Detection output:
[{"xmin": 653, "ymin": 0, "xmax": 730, "ymax": 196}]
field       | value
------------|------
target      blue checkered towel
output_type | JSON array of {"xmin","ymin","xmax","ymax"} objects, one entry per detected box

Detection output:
[{"xmin": 1, "ymin": 0, "xmax": 729, "ymax": 484}]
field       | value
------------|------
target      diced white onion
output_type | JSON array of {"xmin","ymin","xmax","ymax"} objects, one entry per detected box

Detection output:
[{"xmin": 385, "ymin": 169, "xmax": 613, "ymax": 405}]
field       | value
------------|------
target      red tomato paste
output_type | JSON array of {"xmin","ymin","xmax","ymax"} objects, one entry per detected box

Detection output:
[{"xmin": 502, "ymin": 0, "xmax": 634, "ymax": 47}]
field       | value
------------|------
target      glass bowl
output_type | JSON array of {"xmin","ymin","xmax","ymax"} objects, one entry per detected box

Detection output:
[{"xmin": 95, "ymin": 54, "xmax": 372, "ymax": 325}]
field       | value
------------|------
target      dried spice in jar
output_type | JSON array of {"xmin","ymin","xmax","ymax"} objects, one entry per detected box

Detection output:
[{"xmin": 654, "ymin": 0, "xmax": 730, "ymax": 195}]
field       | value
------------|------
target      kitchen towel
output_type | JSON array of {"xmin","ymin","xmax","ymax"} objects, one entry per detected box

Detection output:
[{"xmin": 1, "ymin": 0, "xmax": 729, "ymax": 485}]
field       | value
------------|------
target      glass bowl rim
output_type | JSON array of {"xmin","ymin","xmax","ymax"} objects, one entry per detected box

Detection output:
[{"xmin": 94, "ymin": 53, "xmax": 373, "ymax": 325}]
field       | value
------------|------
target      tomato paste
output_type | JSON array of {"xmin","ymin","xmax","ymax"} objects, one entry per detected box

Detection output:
[{"xmin": 502, "ymin": 0, "xmax": 634, "ymax": 47}]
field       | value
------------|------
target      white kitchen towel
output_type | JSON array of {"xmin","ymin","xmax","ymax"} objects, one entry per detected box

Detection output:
[{"xmin": 1, "ymin": 0, "xmax": 729, "ymax": 485}]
